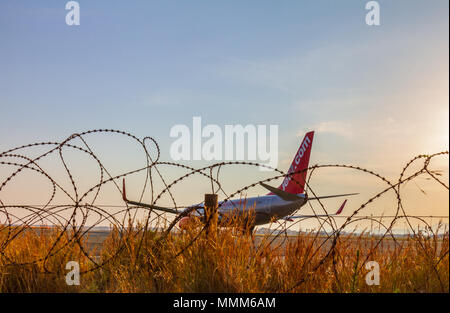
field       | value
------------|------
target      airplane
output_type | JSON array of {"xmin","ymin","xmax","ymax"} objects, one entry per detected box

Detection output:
[{"xmin": 122, "ymin": 131, "xmax": 358, "ymax": 232}]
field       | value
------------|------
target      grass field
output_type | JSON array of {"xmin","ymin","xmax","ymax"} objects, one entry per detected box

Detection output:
[{"xmin": 0, "ymin": 222, "xmax": 448, "ymax": 293}]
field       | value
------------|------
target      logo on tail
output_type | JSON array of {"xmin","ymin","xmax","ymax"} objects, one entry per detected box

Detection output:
[{"xmin": 279, "ymin": 131, "xmax": 314, "ymax": 194}]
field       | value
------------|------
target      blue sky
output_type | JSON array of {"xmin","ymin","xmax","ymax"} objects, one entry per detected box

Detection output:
[{"xmin": 0, "ymin": 1, "xmax": 448, "ymax": 225}]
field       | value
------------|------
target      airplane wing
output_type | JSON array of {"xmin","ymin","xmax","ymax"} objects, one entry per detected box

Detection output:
[
  {"xmin": 122, "ymin": 179, "xmax": 181, "ymax": 214},
  {"xmin": 282, "ymin": 199, "xmax": 347, "ymax": 221},
  {"xmin": 308, "ymin": 193, "xmax": 358, "ymax": 200},
  {"xmin": 259, "ymin": 182, "xmax": 358, "ymax": 201}
]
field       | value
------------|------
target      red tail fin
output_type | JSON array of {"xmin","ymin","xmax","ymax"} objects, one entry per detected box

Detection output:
[
  {"xmin": 336, "ymin": 199, "xmax": 347, "ymax": 215},
  {"xmin": 278, "ymin": 131, "xmax": 314, "ymax": 194}
]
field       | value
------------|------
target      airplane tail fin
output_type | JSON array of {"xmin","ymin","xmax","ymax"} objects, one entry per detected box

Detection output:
[
  {"xmin": 278, "ymin": 131, "xmax": 314, "ymax": 194},
  {"xmin": 335, "ymin": 199, "xmax": 347, "ymax": 215}
]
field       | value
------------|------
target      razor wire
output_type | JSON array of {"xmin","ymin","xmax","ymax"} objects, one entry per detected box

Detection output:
[{"xmin": 0, "ymin": 129, "xmax": 448, "ymax": 291}]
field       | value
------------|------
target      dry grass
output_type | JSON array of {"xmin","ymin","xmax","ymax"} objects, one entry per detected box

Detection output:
[{"xmin": 0, "ymin": 222, "xmax": 448, "ymax": 293}]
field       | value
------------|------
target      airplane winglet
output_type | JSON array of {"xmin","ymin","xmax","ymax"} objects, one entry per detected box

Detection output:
[
  {"xmin": 122, "ymin": 178, "xmax": 127, "ymax": 202},
  {"xmin": 336, "ymin": 199, "xmax": 347, "ymax": 215}
]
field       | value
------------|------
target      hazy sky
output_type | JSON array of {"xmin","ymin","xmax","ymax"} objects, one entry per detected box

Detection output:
[{"xmin": 0, "ymin": 1, "xmax": 448, "ymax": 229}]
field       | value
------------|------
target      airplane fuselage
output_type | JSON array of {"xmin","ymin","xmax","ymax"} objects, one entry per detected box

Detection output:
[{"xmin": 189, "ymin": 194, "xmax": 307, "ymax": 226}]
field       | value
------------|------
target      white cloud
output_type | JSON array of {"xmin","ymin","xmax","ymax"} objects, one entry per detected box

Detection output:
[
  {"xmin": 316, "ymin": 121, "xmax": 353, "ymax": 137},
  {"xmin": 297, "ymin": 120, "xmax": 353, "ymax": 138}
]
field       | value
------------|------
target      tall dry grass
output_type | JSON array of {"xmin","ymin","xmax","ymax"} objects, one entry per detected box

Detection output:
[{"xmin": 0, "ymin": 222, "xmax": 448, "ymax": 293}]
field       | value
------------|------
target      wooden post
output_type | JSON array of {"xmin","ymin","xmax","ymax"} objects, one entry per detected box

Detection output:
[{"xmin": 204, "ymin": 194, "xmax": 218, "ymax": 237}]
